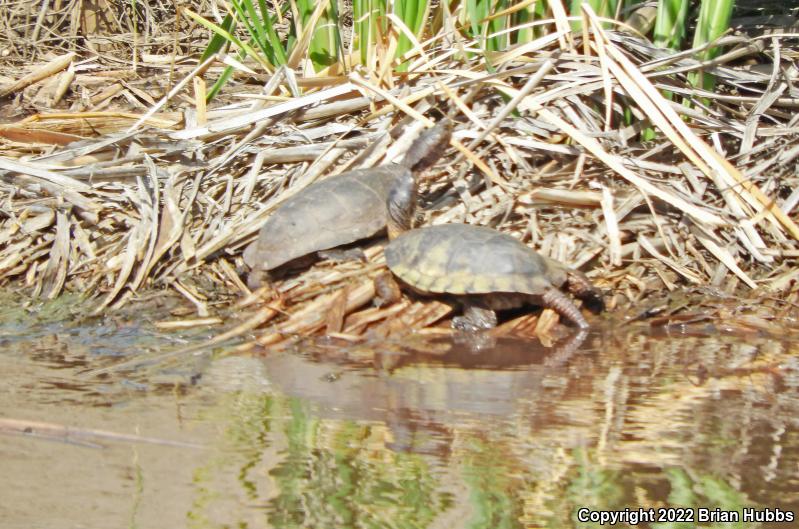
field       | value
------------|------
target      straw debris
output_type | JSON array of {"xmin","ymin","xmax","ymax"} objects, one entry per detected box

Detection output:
[{"xmin": 1, "ymin": 8, "xmax": 798, "ymax": 345}]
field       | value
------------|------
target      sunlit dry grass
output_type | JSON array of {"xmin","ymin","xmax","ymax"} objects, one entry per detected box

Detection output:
[{"xmin": 0, "ymin": 4, "xmax": 798, "ymax": 348}]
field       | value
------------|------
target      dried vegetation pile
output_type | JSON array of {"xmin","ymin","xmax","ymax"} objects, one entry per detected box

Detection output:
[{"xmin": 1, "ymin": 3, "xmax": 798, "ymax": 344}]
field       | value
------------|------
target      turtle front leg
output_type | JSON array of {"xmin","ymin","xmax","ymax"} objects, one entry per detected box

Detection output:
[
  {"xmin": 565, "ymin": 270, "xmax": 605, "ymax": 314},
  {"xmin": 247, "ymin": 269, "xmax": 271, "ymax": 290},
  {"xmin": 373, "ymin": 271, "xmax": 402, "ymax": 307},
  {"xmin": 542, "ymin": 288, "xmax": 589, "ymax": 329},
  {"xmin": 453, "ymin": 304, "xmax": 498, "ymax": 331},
  {"xmin": 317, "ymin": 247, "xmax": 368, "ymax": 263}
]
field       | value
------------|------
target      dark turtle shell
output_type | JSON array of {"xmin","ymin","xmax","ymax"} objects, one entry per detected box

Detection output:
[
  {"xmin": 243, "ymin": 119, "xmax": 452, "ymax": 273},
  {"xmin": 384, "ymin": 224, "xmax": 569, "ymax": 296},
  {"xmin": 243, "ymin": 166, "xmax": 407, "ymax": 271}
]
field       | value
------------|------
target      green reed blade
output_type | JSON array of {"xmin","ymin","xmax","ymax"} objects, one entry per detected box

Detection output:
[
  {"xmin": 395, "ymin": 0, "xmax": 428, "ymax": 71},
  {"xmin": 653, "ymin": 0, "xmax": 689, "ymax": 49},
  {"xmin": 690, "ymin": 0, "xmax": 734, "ymax": 90},
  {"xmin": 200, "ymin": 13, "xmax": 236, "ymax": 62},
  {"xmin": 185, "ymin": 8, "xmax": 272, "ymax": 71}
]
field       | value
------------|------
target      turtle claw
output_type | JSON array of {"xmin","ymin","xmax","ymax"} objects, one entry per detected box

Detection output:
[
  {"xmin": 452, "ymin": 317, "xmax": 478, "ymax": 332},
  {"xmin": 452, "ymin": 305, "xmax": 497, "ymax": 331}
]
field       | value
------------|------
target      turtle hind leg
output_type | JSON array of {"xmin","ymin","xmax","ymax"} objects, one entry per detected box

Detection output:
[
  {"xmin": 452, "ymin": 304, "xmax": 498, "ymax": 331},
  {"xmin": 565, "ymin": 270, "xmax": 605, "ymax": 314},
  {"xmin": 542, "ymin": 288, "xmax": 589, "ymax": 329}
]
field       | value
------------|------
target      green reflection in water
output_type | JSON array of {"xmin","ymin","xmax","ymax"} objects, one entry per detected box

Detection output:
[
  {"xmin": 187, "ymin": 391, "xmax": 776, "ymax": 528},
  {"xmin": 189, "ymin": 389, "xmax": 455, "ymax": 528},
  {"xmin": 269, "ymin": 397, "xmax": 447, "ymax": 528},
  {"xmin": 535, "ymin": 447, "xmax": 627, "ymax": 528},
  {"xmin": 651, "ymin": 468, "xmax": 756, "ymax": 529},
  {"xmin": 567, "ymin": 447, "xmax": 626, "ymax": 508},
  {"xmin": 188, "ymin": 391, "xmax": 280, "ymax": 529},
  {"xmin": 460, "ymin": 437, "xmax": 523, "ymax": 529},
  {"xmin": 517, "ymin": 447, "xmax": 759, "ymax": 529},
  {"xmin": 179, "ymin": 330, "xmax": 796, "ymax": 529},
  {"xmin": 189, "ymin": 465, "xmax": 217, "ymax": 529}
]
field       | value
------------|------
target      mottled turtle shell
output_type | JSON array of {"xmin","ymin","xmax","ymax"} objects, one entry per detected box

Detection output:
[
  {"xmin": 244, "ymin": 166, "xmax": 407, "ymax": 271},
  {"xmin": 384, "ymin": 224, "xmax": 568, "ymax": 296}
]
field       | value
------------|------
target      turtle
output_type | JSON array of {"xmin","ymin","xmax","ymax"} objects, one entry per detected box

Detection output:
[
  {"xmin": 242, "ymin": 119, "xmax": 452, "ymax": 287},
  {"xmin": 383, "ymin": 170, "xmax": 604, "ymax": 330}
]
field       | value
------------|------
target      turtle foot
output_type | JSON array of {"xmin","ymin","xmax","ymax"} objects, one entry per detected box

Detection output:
[{"xmin": 452, "ymin": 305, "xmax": 498, "ymax": 331}]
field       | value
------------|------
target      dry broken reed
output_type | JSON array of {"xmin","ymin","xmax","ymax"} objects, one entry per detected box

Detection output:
[{"xmin": 1, "ymin": 9, "xmax": 798, "ymax": 347}]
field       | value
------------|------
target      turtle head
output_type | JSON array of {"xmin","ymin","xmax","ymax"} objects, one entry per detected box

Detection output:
[
  {"xmin": 242, "ymin": 239, "xmax": 273, "ymax": 272},
  {"xmin": 387, "ymin": 168, "xmax": 416, "ymax": 240},
  {"xmin": 242, "ymin": 240, "xmax": 260, "ymax": 269},
  {"xmin": 242, "ymin": 240, "xmax": 271, "ymax": 289},
  {"xmin": 402, "ymin": 118, "xmax": 453, "ymax": 173}
]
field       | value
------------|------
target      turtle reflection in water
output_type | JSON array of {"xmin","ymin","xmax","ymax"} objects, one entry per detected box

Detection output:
[
  {"xmin": 242, "ymin": 119, "xmax": 453, "ymax": 288},
  {"xmin": 383, "ymin": 170, "xmax": 604, "ymax": 330}
]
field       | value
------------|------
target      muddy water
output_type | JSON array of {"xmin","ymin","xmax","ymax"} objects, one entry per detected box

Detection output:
[{"xmin": 1, "ymin": 294, "xmax": 799, "ymax": 529}]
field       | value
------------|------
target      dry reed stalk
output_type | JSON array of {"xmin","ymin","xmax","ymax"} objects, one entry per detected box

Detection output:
[
  {"xmin": 0, "ymin": 53, "xmax": 76, "ymax": 98},
  {"xmin": 0, "ymin": 417, "xmax": 203, "ymax": 449}
]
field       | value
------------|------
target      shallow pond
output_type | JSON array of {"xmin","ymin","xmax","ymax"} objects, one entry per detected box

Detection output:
[{"xmin": 2, "ymin": 293, "xmax": 798, "ymax": 529}]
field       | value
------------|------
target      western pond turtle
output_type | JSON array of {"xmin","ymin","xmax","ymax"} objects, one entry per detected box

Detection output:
[
  {"xmin": 243, "ymin": 119, "xmax": 452, "ymax": 286},
  {"xmin": 384, "ymin": 171, "xmax": 603, "ymax": 329}
]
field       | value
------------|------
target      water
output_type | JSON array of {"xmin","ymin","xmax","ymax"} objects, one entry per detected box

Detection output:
[{"xmin": 1, "ymin": 294, "xmax": 798, "ymax": 529}]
